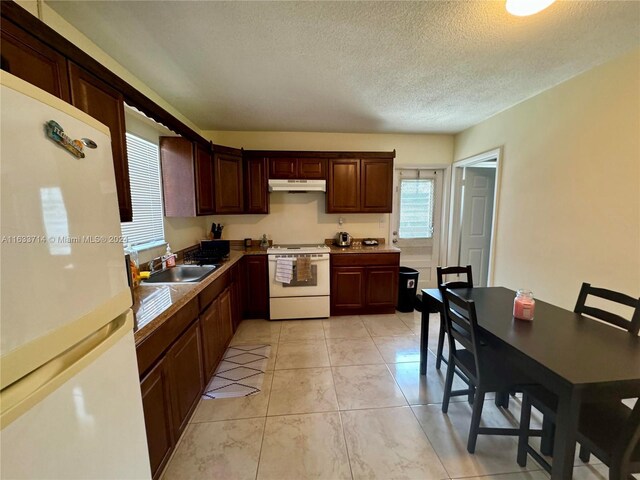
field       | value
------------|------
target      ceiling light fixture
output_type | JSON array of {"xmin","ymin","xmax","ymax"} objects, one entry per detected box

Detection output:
[{"xmin": 506, "ymin": 0, "xmax": 556, "ymax": 16}]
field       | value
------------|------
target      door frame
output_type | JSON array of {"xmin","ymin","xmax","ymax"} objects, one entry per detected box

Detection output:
[
  {"xmin": 389, "ymin": 164, "xmax": 451, "ymax": 286},
  {"xmin": 447, "ymin": 147, "xmax": 502, "ymax": 286}
]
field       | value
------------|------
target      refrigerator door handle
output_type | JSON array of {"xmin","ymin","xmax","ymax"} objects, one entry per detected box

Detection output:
[{"xmin": 0, "ymin": 311, "xmax": 134, "ymax": 429}]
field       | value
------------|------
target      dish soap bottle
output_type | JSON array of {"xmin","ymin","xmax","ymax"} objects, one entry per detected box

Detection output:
[
  {"xmin": 163, "ymin": 244, "xmax": 177, "ymax": 268},
  {"xmin": 125, "ymin": 244, "xmax": 140, "ymax": 287}
]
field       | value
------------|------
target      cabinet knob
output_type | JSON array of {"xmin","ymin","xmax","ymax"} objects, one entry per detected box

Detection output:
[{"xmin": 392, "ymin": 239, "xmax": 398, "ymax": 243}]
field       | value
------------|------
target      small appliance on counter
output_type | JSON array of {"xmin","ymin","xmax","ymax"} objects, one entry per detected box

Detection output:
[
  {"xmin": 334, "ymin": 231, "xmax": 352, "ymax": 247},
  {"xmin": 184, "ymin": 240, "xmax": 230, "ymax": 265}
]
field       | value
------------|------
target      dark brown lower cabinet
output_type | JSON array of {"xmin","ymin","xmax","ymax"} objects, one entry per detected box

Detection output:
[
  {"xmin": 200, "ymin": 297, "xmax": 221, "ymax": 381},
  {"xmin": 140, "ymin": 359, "xmax": 173, "ymax": 480},
  {"xmin": 167, "ymin": 321, "xmax": 204, "ymax": 438},
  {"xmin": 219, "ymin": 288, "xmax": 234, "ymax": 345},
  {"xmin": 366, "ymin": 267, "xmax": 399, "ymax": 308},
  {"xmin": 242, "ymin": 255, "xmax": 269, "ymax": 319},
  {"xmin": 330, "ymin": 253, "xmax": 400, "ymax": 315},
  {"xmin": 331, "ymin": 267, "xmax": 365, "ymax": 313},
  {"xmin": 137, "ymin": 264, "xmax": 246, "ymax": 478}
]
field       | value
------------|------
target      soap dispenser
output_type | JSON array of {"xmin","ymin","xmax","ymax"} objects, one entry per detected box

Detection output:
[{"xmin": 163, "ymin": 244, "xmax": 176, "ymax": 268}]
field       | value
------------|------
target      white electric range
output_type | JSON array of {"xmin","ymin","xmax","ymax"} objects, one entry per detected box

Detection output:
[{"xmin": 267, "ymin": 244, "xmax": 331, "ymax": 320}]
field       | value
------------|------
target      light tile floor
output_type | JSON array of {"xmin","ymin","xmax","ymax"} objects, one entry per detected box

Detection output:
[{"xmin": 162, "ymin": 311, "xmax": 622, "ymax": 480}]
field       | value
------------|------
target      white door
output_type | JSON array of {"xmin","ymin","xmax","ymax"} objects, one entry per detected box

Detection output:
[
  {"xmin": 458, "ymin": 167, "xmax": 496, "ymax": 287},
  {"xmin": 391, "ymin": 169, "xmax": 443, "ymax": 289}
]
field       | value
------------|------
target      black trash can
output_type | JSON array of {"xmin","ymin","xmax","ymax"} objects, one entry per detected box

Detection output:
[{"xmin": 397, "ymin": 267, "xmax": 419, "ymax": 312}]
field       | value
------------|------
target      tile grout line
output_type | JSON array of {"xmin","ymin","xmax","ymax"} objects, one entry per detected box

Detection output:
[
  {"xmin": 254, "ymin": 334, "xmax": 277, "ymax": 480},
  {"xmin": 325, "ymin": 321, "xmax": 356, "ymax": 480}
]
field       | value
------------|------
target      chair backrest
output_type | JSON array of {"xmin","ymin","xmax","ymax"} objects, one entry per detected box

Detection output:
[
  {"xmin": 574, "ymin": 282, "xmax": 640, "ymax": 335},
  {"xmin": 437, "ymin": 265, "xmax": 474, "ymax": 290},
  {"xmin": 442, "ymin": 289, "xmax": 482, "ymax": 384}
]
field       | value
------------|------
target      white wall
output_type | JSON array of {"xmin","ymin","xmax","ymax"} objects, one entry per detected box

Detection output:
[
  {"xmin": 203, "ymin": 131, "xmax": 454, "ymax": 244},
  {"xmin": 454, "ymin": 48, "xmax": 640, "ymax": 310}
]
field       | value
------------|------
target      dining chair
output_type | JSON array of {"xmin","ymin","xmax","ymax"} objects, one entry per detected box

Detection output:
[
  {"xmin": 518, "ymin": 387, "xmax": 640, "ymax": 479},
  {"xmin": 441, "ymin": 289, "xmax": 540, "ymax": 453},
  {"xmin": 574, "ymin": 282, "xmax": 640, "ymax": 335},
  {"xmin": 435, "ymin": 265, "xmax": 474, "ymax": 370}
]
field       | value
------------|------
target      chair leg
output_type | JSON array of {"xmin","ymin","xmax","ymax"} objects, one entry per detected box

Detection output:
[
  {"xmin": 435, "ymin": 316, "xmax": 446, "ymax": 370},
  {"xmin": 495, "ymin": 391, "xmax": 510, "ymax": 409},
  {"xmin": 540, "ymin": 416, "xmax": 555, "ymax": 456},
  {"xmin": 467, "ymin": 389, "xmax": 486, "ymax": 454},
  {"xmin": 441, "ymin": 356, "xmax": 456, "ymax": 414},
  {"xmin": 579, "ymin": 444, "xmax": 591, "ymax": 463},
  {"xmin": 517, "ymin": 393, "xmax": 532, "ymax": 467}
]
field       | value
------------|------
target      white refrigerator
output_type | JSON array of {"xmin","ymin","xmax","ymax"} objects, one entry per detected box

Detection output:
[{"xmin": 0, "ymin": 72, "xmax": 151, "ymax": 479}]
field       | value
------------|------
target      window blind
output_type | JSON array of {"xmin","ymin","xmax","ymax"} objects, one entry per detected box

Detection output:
[
  {"xmin": 120, "ymin": 133, "xmax": 165, "ymax": 248},
  {"xmin": 398, "ymin": 178, "xmax": 434, "ymax": 239}
]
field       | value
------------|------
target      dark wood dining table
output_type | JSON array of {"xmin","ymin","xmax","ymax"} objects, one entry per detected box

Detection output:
[{"xmin": 420, "ymin": 286, "xmax": 640, "ymax": 480}]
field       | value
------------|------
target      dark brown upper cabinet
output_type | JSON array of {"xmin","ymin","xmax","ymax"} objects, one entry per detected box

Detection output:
[
  {"xmin": 0, "ymin": 18, "xmax": 70, "ymax": 102},
  {"xmin": 213, "ymin": 145, "xmax": 244, "ymax": 214},
  {"xmin": 268, "ymin": 156, "xmax": 326, "ymax": 179},
  {"xmin": 244, "ymin": 156, "xmax": 269, "ymax": 214},
  {"xmin": 360, "ymin": 158, "xmax": 393, "ymax": 213},
  {"xmin": 160, "ymin": 137, "xmax": 197, "ymax": 217},
  {"xmin": 327, "ymin": 157, "xmax": 393, "ymax": 213},
  {"xmin": 160, "ymin": 137, "xmax": 215, "ymax": 217},
  {"xmin": 327, "ymin": 158, "xmax": 361, "ymax": 213},
  {"xmin": 68, "ymin": 62, "xmax": 132, "ymax": 222},
  {"xmin": 269, "ymin": 157, "xmax": 297, "ymax": 179},
  {"xmin": 195, "ymin": 143, "xmax": 215, "ymax": 215}
]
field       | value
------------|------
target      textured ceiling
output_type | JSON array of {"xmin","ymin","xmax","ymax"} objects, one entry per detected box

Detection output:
[{"xmin": 48, "ymin": 1, "xmax": 640, "ymax": 134}]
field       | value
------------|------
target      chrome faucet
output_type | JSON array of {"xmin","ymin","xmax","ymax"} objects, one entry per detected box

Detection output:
[{"xmin": 149, "ymin": 256, "xmax": 164, "ymax": 274}]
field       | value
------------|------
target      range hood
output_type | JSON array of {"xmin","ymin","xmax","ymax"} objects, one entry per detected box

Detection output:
[{"xmin": 268, "ymin": 179, "xmax": 326, "ymax": 192}]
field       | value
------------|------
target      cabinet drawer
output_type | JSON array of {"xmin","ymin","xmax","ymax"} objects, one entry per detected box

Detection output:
[
  {"xmin": 199, "ymin": 270, "xmax": 230, "ymax": 310},
  {"xmin": 331, "ymin": 253, "xmax": 400, "ymax": 267}
]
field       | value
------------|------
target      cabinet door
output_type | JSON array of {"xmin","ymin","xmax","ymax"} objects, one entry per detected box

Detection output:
[
  {"xmin": 361, "ymin": 158, "xmax": 393, "ymax": 213},
  {"xmin": 243, "ymin": 255, "xmax": 269, "ymax": 319},
  {"xmin": 200, "ymin": 297, "xmax": 221, "ymax": 381},
  {"xmin": 68, "ymin": 62, "xmax": 132, "ymax": 222},
  {"xmin": 331, "ymin": 267, "xmax": 365, "ymax": 314},
  {"xmin": 0, "ymin": 18, "xmax": 70, "ymax": 101},
  {"xmin": 230, "ymin": 264, "xmax": 243, "ymax": 331},
  {"xmin": 244, "ymin": 157, "xmax": 269, "ymax": 214},
  {"xmin": 214, "ymin": 153, "xmax": 244, "ymax": 214},
  {"xmin": 327, "ymin": 159, "xmax": 360, "ymax": 213},
  {"xmin": 160, "ymin": 137, "xmax": 196, "ymax": 217},
  {"xmin": 140, "ymin": 359, "xmax": 174, "ymax": 480},
  {"xmin": 365, "ymin": 267, "xmax": 399, "ymax": 308},
  {"xmin": 298, "ymin": 158, "xmax": 326, "ymax": 179},
  {"xmin": 269, "ymin": 157, "xmax": 297, "ymax": 179},
  {"xmin": 195, "ymin": 143, "xmax": 215, "ymax": 215},
  {"xmin": 218, "ymin": 288, "xmax": 234, "ymax": 348},
  {"xmin": 167, "ymin": 321, "xmax": 204, "ymax": 437}
]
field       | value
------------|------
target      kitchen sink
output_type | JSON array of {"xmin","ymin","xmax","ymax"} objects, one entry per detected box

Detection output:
[{"xmin": 141, "ymin": 265, "xmax": 218, "ymax": 284}]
